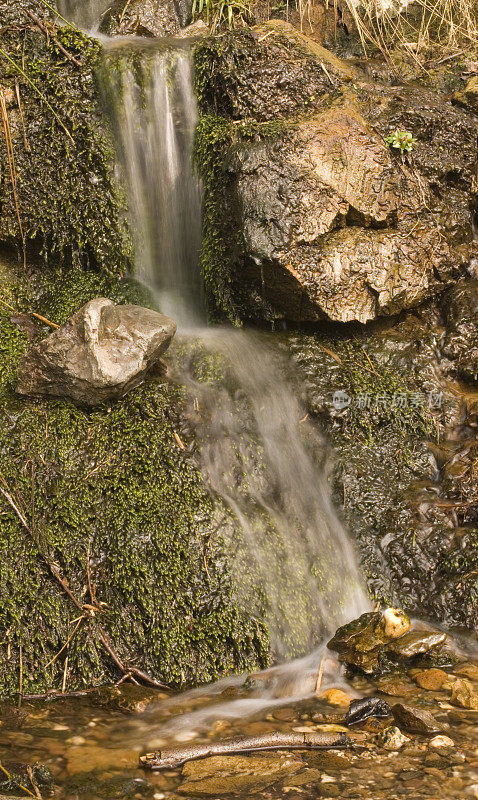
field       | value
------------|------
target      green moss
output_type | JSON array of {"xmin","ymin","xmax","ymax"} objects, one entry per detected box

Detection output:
[
  {"xmin": 0, "ymin": 6, "xmax": 132, "ymax": 273},
  {"xmin": 0, "ymin": 263, "xmax": 269, "ymax": 698},
  {"xmin": 193, "ymin": 114, "xmax": 240, "ymax": 323}
]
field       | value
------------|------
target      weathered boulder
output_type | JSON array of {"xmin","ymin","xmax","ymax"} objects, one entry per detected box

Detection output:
[
  {"xmin": 454, "ymin": 75, "xmax": 478, "ymax": 114},
  {"xmin": 16, "ymin": 298, "xmax": 177, "ymax": 406},
  {"xmin": 195, "ymin": 23, "xmax": 477, "ymax": 324},
  {"xmin": 100, "ymin": 0, "xmax": 180, "ymax": 37},
  {"xmin": 442, "ymin": 280, "xmax": 478, "ymax": 382}
]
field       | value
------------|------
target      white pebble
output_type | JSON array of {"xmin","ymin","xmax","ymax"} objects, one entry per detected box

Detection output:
[
  {"xmin": 430, "ymin": 735, "xmax": 454, "ymax": 748},
  {"xmin": 321, "ymin": 774, "xmax": 336, "ymax": 783},
  {"xmin": 66, "ymin": 736, "xmax": 86, "ymax": 745}
]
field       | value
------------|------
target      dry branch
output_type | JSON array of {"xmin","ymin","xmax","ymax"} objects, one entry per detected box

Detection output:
[{"xmin": 140, "ymin": 731, "xmax": 351, "ymax": 770}]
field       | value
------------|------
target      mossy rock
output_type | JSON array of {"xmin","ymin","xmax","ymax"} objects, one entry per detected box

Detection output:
[
  {"xmin": 0, "ymin": 259, "xmax": 269, "ymax": 697},
  {"xmin": 0, "ymin": 1, "xmax": 132, "ymax": 273}
]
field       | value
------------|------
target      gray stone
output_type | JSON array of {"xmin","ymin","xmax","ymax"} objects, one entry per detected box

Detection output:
[
  {"xmin": 388, "ymin": 631, "xmax": 447, "ymax": 658},
  {"xmin": 16, "ymin": 298, "xmax": 176, "ymax": 406}
]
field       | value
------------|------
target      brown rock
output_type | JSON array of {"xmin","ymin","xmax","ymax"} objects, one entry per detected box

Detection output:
[
  {"xmin": 414, "ymin": 669, "xmax": 450, "ymax": 691},
  {"xmin": 388, "ymin": 631, "xmax": 447, "ymax": 658},
  {"xmin": 392, "ymin": 703, "xmax": 442, "ymax": 734},
  {"xmin": 454, "ymin": 663, "xmax": 478, "ymax": 681},
  {"xmin": 449, "ymin": 678, "xmax": 478, "ymax": 710},
  {"xmin": 66, "ymin": 745, "xmax": 139, "ymax": 774}
]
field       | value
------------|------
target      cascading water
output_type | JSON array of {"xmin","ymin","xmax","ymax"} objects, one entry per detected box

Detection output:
[
  {"xmin": 101, "ymin": 43, "xmax": 204, "ymax": 327},
  {"xmin": 99, "ymin": 39, "xmax": 369, "ymax": 665}
]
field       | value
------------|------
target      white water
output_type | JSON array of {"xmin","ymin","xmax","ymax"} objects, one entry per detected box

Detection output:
[{"xmin": 57, "ymin": 0, "xmax": 110, "ymax": 30}]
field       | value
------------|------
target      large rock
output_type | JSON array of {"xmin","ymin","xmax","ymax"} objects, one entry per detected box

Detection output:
[
  {"xmin": 195, "ymin": 23, "xmax": 477, "ymax": 324},
  {"xmin": 16, "ymin": 298, "xmax": 176, "ymax": 406}
]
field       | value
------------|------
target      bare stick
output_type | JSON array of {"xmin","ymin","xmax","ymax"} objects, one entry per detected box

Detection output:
[
  {"xmin": 141, "ymin": 731, "xmax": 351, "ymax": 770},
  {"xmin": 24, "ymin": 10, "xmax": 82, "ymax": 67},
  {"xmin": 314, "ymin": 654, "xmax": 325, "ymax": 695},
  {"xmin": 0, "ymin": 761, "xmax": 36, "ymax": 798},
  {"xmin": 26, "ymin": 766, "xmax": 43, "ymax": 800}
]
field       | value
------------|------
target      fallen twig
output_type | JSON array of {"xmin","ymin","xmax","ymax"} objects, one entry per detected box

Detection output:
[
  {"xmin": 0, "ymin": 483, "xmax": 168, "ymax": 690},
  {"xmin": 26, "ymin": 766, "xmax": 43, "ymax": 800},
  {"xmin": 24, "ymin": 10, "xmax": 82, "ymax": 67},
  {"xmin": 140, "ymin": 731, "xmax": 351, "ymax": 770}
]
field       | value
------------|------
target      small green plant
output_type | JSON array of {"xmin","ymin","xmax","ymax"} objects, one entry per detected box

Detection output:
[
  {"xmin": 192, "ymin": 0, "xmax": 251, "ymax": 30},
  {"xmin": 385, "ymin": 129, "xmax": 417, "ymax": 154}
]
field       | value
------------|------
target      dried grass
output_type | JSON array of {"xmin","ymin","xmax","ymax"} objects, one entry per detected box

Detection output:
[{"xmin": 299, "ymin": 0, "xmax": 478, "ymax": 55}]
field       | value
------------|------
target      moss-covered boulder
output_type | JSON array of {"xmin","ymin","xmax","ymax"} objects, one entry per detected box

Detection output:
[
  {"xmin": 0, "ymin": 258, "xmax": 269, "ymax": 697},
  {"xmin": 0, "ymin": 0, "xmax": 131, "ymax": 272},
  {"xmin": 193, "ymin": 22, "xmax": 477, "ymax": 324}
]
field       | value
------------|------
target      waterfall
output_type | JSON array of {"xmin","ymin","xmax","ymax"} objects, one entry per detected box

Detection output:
[
  {"xmin": 100, "ymin": 41, "xmax": 369, "ymax": 660},
  {"xmin": 101, "ymin": 43, "xmax": 204, "ymax": 327}
]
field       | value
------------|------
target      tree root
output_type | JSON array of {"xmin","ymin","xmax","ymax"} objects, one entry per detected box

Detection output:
[{"xmin": 140, "ymin": 731, "xmax": 351, "ymax": 770}]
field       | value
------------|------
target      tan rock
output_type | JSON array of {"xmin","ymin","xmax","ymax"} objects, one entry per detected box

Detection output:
[
  {"xmin": 414, "ymin": 669, "xmax": 450, "ymax": 691},
  {"xmin": 319, "ymin": 688, "xmax": 353, "ymax": 706},
  {"xmin": 178, "ymin": 753, "xmax": 303, "ymax": 795},
  {"xmin": 454, "ymin": 663, "xmax": 478, "ymax": 681},
  {"xmin": 449, "ymin": 678, "xmax": 478, "ymax": 710},
  {"xmin": 376, "ymin": 725, "xmax": 410, "ymax": 750}
]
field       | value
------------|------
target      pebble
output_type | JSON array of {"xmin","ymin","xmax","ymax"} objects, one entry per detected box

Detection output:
[
  {"xmin": 449, "ymin": 678, "xmax": 478, "ymax": 710},
  {"xmin": 455, "ymin": 664, "xmax": 478, "ymax": 681},
  {"xmin": 376, "ymin": 725, "xmax": 410, "ymax": 750},
  {"xmin": 174, "ymin": 730, "xmax": 198, "ymax": 743},
  {"xmin": 429, "ymin": 735, "xmax": 455, "ymax": 748},
  {"xmin": 392, "ymin": 703, "xmax": 442, "ymax": 734},
  {"xmin": 319, "ymin": 688, "xmax": 352, "ymax": 706},
  {"xmin": 66, "ymin": 735, "xmax": 86, "ymax": 745},
  {"xmin": 414, "ymin": 669, "xmax": 450, "ymax": 691}
]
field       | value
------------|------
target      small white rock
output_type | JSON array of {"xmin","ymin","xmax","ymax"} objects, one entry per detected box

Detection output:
[
  {"xmin": 66, "ymin": 736, "xmax": 86, "ymax": 745},
  {"xmin": 430, "ymin": 735, "xmax": 455, "ymax": 748},
  {"xmin": 174, "ymin": 730, "xmax": 198, "ymax": 743},
  {"xmin": 321, "ymin": 774, "xmax": 336, "ymax": 783}
]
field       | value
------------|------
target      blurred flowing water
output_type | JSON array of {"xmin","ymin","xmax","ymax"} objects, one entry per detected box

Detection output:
[
  {"xmin": 99, "ymin": 40, "xmax": 369, "ymax": 665},
  {"xmin": 56, "ymin": 0, "xmax": 111, "ymax": 30}
]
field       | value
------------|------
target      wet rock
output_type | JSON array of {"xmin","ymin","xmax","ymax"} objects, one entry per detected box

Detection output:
[
  {"xmin": 449, "ymin": 678, "xmax": 478, "ymax": 710},
  {"xmin": 100, "ymin": 0, "xmax": 180, "ymax": 36},
  {"xmin": 392, "ymin": 703, "xmax": 442, "ymax": 734},
  {"xmin": 16, "ymin": 298, "xmax": 177, "ymax": 406},
  {"xmin": 178, "ymin": 753, "xmax": 304, "ymax": 795},
  {"xmin": 92, "ymin": 684, "xmax": 166, "ymax": 713},
  {"xmin": 429, "ymin": 735, "xmax": 455, "ymax": 748},
  {"xmin": 388, "ymin": 631, "xmax": 447, "ymax": 658},
  {"xmin": 442, "ymin": 280, "xmax": 478, "ymax": 382},
  {"xmin": 376, "ymin": 677, "xmax": 416, "ymax": 697},
  {"xmin": 376, "ymin": 725, "xmax": 410, "ymax": 750},
  {"xmin": 327, "ymin": 609, "xmax": 413, "ymax": 673},
  {"xmin": 414, "ymin": 669, "xmax": 450, "ymax": 691},
  {"xmin": 454, "ymin": 75, "xmax": 478, "ymax": 114},
  {"xmin": 345, "ymin": 697, "xmax": 392, "ymax": 726},
  {"xmin": 319, "ymin": 688, "xmax": 353, "ymax": 706}
]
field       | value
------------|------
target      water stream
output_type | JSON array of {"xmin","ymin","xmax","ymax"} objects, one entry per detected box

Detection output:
[{"xmin": 100, "ymin": 39, "xmax": 368, "ymax": 668}]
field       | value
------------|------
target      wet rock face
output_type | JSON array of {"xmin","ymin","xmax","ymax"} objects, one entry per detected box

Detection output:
[
  {"xmin": 196, "ymin": 23, "xmax": 477, "ymax": 323},
  {"xmin": 16, "ymin": 298, "xmax": 177, "ymax": 406},
  {"xmin": 442, "ymin": 280, "xmax": 478, "ymax": 382},
  {"xmin": 100, "ymin": 0, "xmax": 180, "ymax": 36}
]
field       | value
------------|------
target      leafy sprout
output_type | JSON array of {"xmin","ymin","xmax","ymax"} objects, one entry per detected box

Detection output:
[{"xmin": 385, "ymin": 130, "xmax": 417, "ymax": 154}]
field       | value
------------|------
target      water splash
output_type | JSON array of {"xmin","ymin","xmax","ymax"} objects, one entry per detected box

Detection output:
[{"xmin": 100, "ymin": 43, "xmax": 204, "ymax": 327}]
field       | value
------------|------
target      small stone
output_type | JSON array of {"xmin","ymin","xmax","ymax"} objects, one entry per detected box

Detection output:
[
  {"xmin": 392, "ymin": 703, "xmax": 442, "ymax": 734},
  {"xmin": 376, "ymin": 677, "xmax": 415, "ymax": 697},
  {"xmin": 66, "ymin": 746, "xmax": 139, "ymax": 775},
  {"xmin": 414, "ymin": 669, "xmax": 450, "ymax": 691},
  {"xmin": 345, "ymin": 697, "xmax": 392, "ymax": 726},
  {"xmin": 174, "ymin": 730, "xmax": 198, "ymax": 743},
  {"xmin": 376, "ymin": 725, "xmax": 410, "ymax": 750},
  {"xmin": 383, "ymin": 608, "xmax": 410, "ymax": 639},
  {"xmin": 429, "ymin": 735, "xmax": 455, "ymax": 748},
  {"xmin": 66, "ymin": 736, "xmax": 86, "ymax": 745},
  {"xmin": 449, "ymin": 678, "xmax": 478, "ymax": 710},
  {"xmin": 319, "ymin": 688, "xmax": 352, "ymax": 706},
  {"xmin": 321, "ymin": 774, "xmax": 336, "ymax": 782}
]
